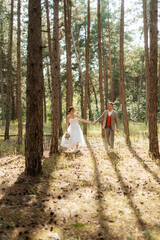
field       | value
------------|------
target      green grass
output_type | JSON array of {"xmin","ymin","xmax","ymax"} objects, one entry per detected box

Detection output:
[
  {"xmin": 0, "ymin": 120, "xmax": 152, "ymax": 136},
  {"xmin": 0, "ymin": 120, "xmax": 159, "ymax": 156}
]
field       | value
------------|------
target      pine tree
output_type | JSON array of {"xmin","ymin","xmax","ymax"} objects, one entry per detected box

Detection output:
[{"xmin": 25, "ymin": 0, "xmax": 43, "ymax": 176}]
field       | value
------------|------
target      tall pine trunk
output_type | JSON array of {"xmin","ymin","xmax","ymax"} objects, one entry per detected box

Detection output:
[
  {"xmin": 83, "ymin": 0, "xmax": 90, "ymax": 135},
  {"xmin": 17, "ymin": 0, "xmax": 23, "ymax": 144},
  {"xmin": 50, "ymin": 0, "xmax": 61, "ymax": 154},
  {"xmin": 102, "ymin": 41, "xmax": 108, "ymax": 109},
  {"xmin": 149, "ymin": 0, "xmax": 159, "ymax": 158},
  {"xmin": 71, "ymin": 30, "xmax": 84, "ymax": 117},
  {"xmin": 45, "ymin": 0, "xmax": 54, "ymax": 85},
  {"xmin": 159, "ymin": 52, "xmax": 160, "ymax": 110},
  {"xmin": 142, "ymin": 0, "xmax": 150, "ymax": 126},
  {"xmin": 46, "ymin": 58, "xmax": 51, "ymax": 96},
  {"xmin": 90, "ymin": 77, "xmax": 99, "ymax": 112},
  {"xmin": 119, "ymin": 0, "xmax": 130, "ymax": 143},
  {"xmin": 76, "ymin": 30, "xmax": 84, "ymax": 118},
  {"xmin": 25, "ymin": 0, "xmax": 43, "ymax": 176},
  {"xmin": 137, "ymin": 60, "xmax": 144, "ymax": 121},
  {"xmin": 97, "ymin": 0, "xmax": 105, "ymax": 136},
  {"xmin": 0, "ymin": 0, "xmax": 4, "ymax": 126},
  {"xmin": 4, "ymin": 0, "xmax": 14, "ymax": 140},
  {"xmin": 64, "ymin": 0, "xmax": 73, "ymax": 113},
  {"xmin": 43, "ymin": 74, "xmax": 47, "ymax": 123},
  {"xmin": 108, "ymin": 7, "xmax": 113, "ymax": 102}
]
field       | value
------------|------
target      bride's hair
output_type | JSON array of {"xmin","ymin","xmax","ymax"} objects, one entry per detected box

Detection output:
[{"xmin": 68, "ymin": 106, "xmax": 75, "ymax": 113}]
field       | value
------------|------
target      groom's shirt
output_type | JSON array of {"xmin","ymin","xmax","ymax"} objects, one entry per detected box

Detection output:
[{"xmin": 106, "ymin": 110, "xmax": 113, "ymax": 127}]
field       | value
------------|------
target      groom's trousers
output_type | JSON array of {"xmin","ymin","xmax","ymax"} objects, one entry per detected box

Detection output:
[{"xmin": 105, "ymin": 127, "xmax": 114, "ymax": 148}]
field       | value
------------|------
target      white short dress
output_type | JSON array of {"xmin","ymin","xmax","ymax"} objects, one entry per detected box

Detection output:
[{"xmin": 61, "ymin": 117, "xmax": 85, "ymax": 148}]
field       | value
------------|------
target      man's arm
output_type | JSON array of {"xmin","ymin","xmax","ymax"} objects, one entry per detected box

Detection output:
[{"xmin": 94, "ymin": 111, "xmax": 105, "ymax": 124}]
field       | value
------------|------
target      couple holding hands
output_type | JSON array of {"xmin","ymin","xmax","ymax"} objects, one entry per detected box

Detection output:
[{"xmin": 61, "ymin": 102, "xmax": 119, "ymax": 153}]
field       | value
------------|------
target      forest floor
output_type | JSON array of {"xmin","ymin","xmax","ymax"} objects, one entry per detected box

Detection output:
[{"xmin": 0, "ymin": 124, "xmax": 160, "ymax": 240}]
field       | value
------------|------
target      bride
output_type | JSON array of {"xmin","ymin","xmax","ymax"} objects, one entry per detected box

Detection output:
[{"xmin": 61, "ymin": 106, "xmax": 93, "ymax": 153}]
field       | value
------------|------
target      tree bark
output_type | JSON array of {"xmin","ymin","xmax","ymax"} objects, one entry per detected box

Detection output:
[
  {"xmin": 88, "ymin": 83, "xmax": 93, "ymax": 121},
  {"xmin": 90, "ymin": 77, "xmax": 99, "ymax": 112},
  {"xmin": 64, "ymin": 0, "xmax": 73, "ymax": 113},
  {"xmin": 159, "ymin": 52, "xmax": 160, "ymax": 111},
  {"xmin": 102, "ymin": 41, "xmax": 108, "ymax": 109},
  {"xmin": 0, "ymin": 0, "xmax": 4, "ymax": 126},
  {"xmin": 25, "ymin": 0, "xmax": 43, "ymax": 176},
  {"xmin": 108, "ymin": 6, "xmax": 113, "ymax": 102},
  {"xmin": 50, "ymin": 0, "xmax": 61, "ymax": 154},
  {"xmin": 59, "ymin": 52, "xmax": 63, "ymax": 137},
  {"xmin": 83, "ymin": 0, "xmax": 90, "ymax": 135},
  {"xmin": 97, "ymin": 0, "xmax": 105, "ymax": 137},
  {"xmin": 46, "ymin": 57, "xmax": 52, "ymax": 96},
  {"xmin": 17, "ymin": 0, "xmax": 23, "ymax": 144},
  {"xmin": 11, "ymin": 82, "xmax": 16, "ymax": 120},
  {"xmin": 119, "ymin": 0, "xmax": 130, "ymax": 143},
  {"xmin": 71, "ymin": 30, "xmax": 84, "ymax": 118},
  {"xmin": 45, "ymin": 0, "xmax": 53, "ymax": 78},
  {"xmin": 148, "ymin": 0, "xmax": 159, "ymax": 158},
  {"xmin": 137, "ymin": 60, "xmax": 144, "ymax": 121},
  {"xmin": 142, "ymin": 0, "xmax": 150, "ymax": 126},
  {"xmin": 43, "ymin": 75, "xmax": 47, "ymax": 123},
  {"xmin": 4, "ymin": 0, "xmax": 14, "ymax": 140},
  {"xmin": 76, "ymin": 29, "xmax": 84, "ymax": 118}
]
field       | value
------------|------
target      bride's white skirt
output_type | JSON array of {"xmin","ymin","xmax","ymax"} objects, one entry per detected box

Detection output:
[{"xmin": 61, "ymin": 123, "xmax": 85, "ymax": 148}]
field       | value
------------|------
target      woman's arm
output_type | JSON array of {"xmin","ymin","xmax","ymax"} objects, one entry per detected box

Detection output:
[
  {"xmin": 66, "ymin": 116, "xmax": 69, "ymax": 132},
  {"xmin": 75, "ymin": 114, "xmax": 93, "ymax": 124}
]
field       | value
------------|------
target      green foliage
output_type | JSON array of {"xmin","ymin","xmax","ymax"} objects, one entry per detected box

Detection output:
[{"xmin": 0, "ymin": 0, "xmax": 154, "ymax": 125}]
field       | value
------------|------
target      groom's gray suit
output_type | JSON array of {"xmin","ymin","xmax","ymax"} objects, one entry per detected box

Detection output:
[{"xmin": 95, "ymin": 110, "xmax": 119, "ymax": 148}]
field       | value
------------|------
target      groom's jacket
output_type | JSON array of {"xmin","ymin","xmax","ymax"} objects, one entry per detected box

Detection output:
[{"xmin": 95, "ymin": 110, "xmax": 119, "ymax": 130}]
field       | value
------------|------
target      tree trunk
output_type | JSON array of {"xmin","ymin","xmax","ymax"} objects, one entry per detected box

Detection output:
[
  {"xmin": 25, "ymin": 0, "xmax": 43, "ymax": 176},
  {"xmin": 102, "ymin": 41, "xmax": 108, "ymax": 109},
  {"xmin": 137, "ymin": 60, "xmax": 144, "ymax": 121},
  {"xmin": 88, "ymin": 83, "xmax": 93, "ymax": 121},
  {"xmin": 90, "ymin": 77, "xmax": 99, "ymax": 112},
  {"xmin": 97, "ymin": 0, "xmax": 105, "ymax": 137},
  {"xmin": 71, "ymin": 30, "xmax": 84, "ymax": 118},
  {"xmin": 119, "ymin": 0, "xmax": 130, "ymax": 143},
  {"xmin": 64, "ymin": 0, "xmax": 73, "ymax": 113},
  {"xmin": 43, "ymin": 76, "xmax": 47, "ymax": 123},
  {"xmin": 50, "ymin": 0, "xmax": 60, "ymax": 154},
  {"xmin": 46, "ymin": 58, "xmax": 52, "ymax": 96},
  {"xmin": 159, "ymin": 52, "xmax": 160, "ymax": 112},
  {"xmin": 45, "ymin": 0, "xmax": 54, "ymax": 93},
  {"xmin": 76, "ymin": 29, "xmax": 84, "ymax": 118},
  {"xmin": 108, "ymin": 6, "xmax": 113, "ymax": 102},
  {"xmin": 0, "ymin": 4, "xmax": 4, "ymax": 126},
  {"xmin": 59, "ymin": 52, "xmax": 63, "ymax": 137},
  {"xmin": 83, "ymin": 0, "xmax": 90, "ymax": 135},
  {"xmin": 142, "ymin": 0, "xmax": 150, "ymax": 126},
  {"xmin": 4, "ymin": 0, "xmax": 14, "ymax": 140},
  {"xmin": 149, "ymin": 0, "xmax": 159, "ymax": 158},
  {"xmin": 11, "ymin": 82, "xmax": 16, "ymax": 120},
  {"xmin": 17, "ymin": 0, "xmax": 23, "ymax": 144}
]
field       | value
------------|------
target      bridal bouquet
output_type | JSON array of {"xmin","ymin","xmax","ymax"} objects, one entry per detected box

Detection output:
[{"xmin": 65, "ymin": 132, "xmax": 70, "ymax": 140}]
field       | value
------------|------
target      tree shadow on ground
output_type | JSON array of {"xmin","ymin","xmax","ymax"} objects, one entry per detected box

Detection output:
[
  {"xmin": 128, "ymin": 144, "xmax": 160, "ymax": 183},
  {"xmin": 86, "ymin": 138, "xmax": 118, "ymax": 240},
  {"xmin": 0, "ymin": 154, "xmax": 60, "ymax": 240},
  {"xmin": 102, "ymin": 139, "xmax": 152, "ymax": 240}
]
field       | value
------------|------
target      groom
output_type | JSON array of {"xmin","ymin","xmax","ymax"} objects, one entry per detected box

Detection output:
[{"xmin": 94, "ymin": 102, "xmax": 119, "ymax": 152}]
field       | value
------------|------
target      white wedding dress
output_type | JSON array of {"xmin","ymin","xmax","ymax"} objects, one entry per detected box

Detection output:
[{"xmin": 61, "ymin": 117, "xmax": 85, "ymax": 148}]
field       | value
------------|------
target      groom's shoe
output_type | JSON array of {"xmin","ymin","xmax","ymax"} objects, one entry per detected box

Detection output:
[
  {"xmin": 108, "ymin": 147, "xmax": 114, "ymax": 153},
  {"xmin": 110, "ymin": 148, "xmax": 114, "ymax": 153}
]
